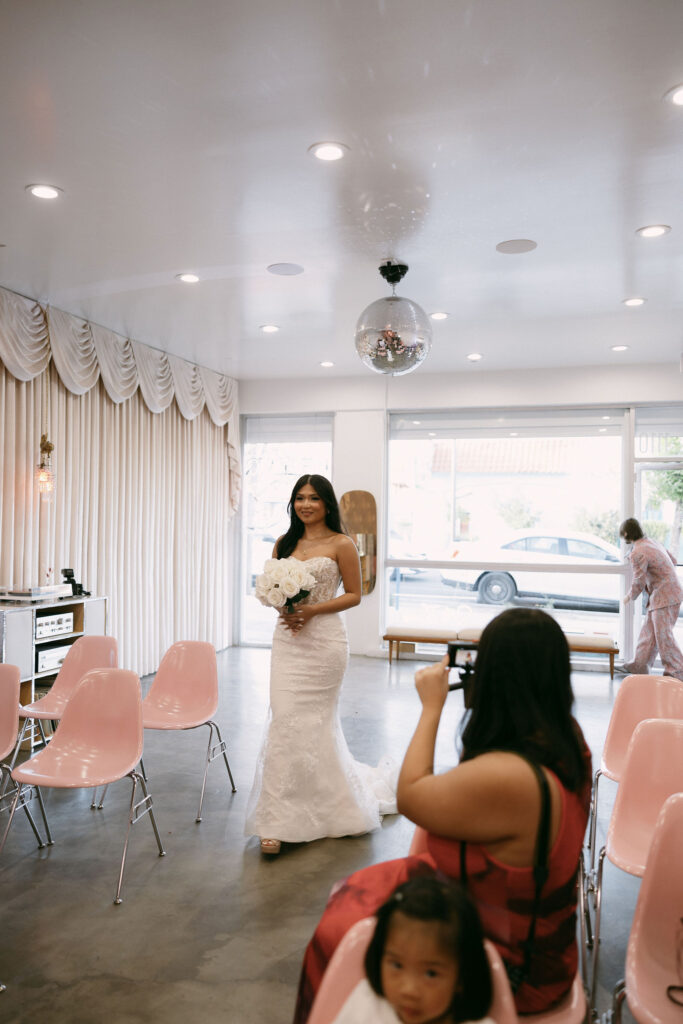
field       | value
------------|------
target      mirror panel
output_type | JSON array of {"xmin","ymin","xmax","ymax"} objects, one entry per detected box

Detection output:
[{"xmin": 340, "ymin": 490, "xmax": 377, "ymax": 595}]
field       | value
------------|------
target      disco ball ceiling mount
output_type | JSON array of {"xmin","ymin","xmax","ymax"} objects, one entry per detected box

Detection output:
[
  {"xmin": 354, "ymin": 261, "xmax": 432, "ymax": 376},
  {"xmin": 378, "ymin": 260, "xmax": 409, "ymax": 289}
]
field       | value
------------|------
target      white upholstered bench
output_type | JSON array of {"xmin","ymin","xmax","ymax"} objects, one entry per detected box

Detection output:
[{"xmin": 383, "ymin": 625, "xmax": 619, "ymax": 679}]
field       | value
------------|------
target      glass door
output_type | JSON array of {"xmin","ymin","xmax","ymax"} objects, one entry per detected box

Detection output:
[{"xmin": 634, "ymin": 462, "xmax": 683, "ymax": 663}]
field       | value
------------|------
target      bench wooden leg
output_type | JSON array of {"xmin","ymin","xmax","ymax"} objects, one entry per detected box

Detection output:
[
  {"xmin": 388, "ymin": 640, "xmax": 394, "ymax": 664},
  {"xmin": 609, "ymin": 653, "xmax": 614, "ymax": 680}
]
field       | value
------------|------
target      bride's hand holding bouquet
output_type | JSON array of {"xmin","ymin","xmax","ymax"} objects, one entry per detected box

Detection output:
[{"xmin": 255, "ymin": 558, "xmax": 316, "ymax": 633}]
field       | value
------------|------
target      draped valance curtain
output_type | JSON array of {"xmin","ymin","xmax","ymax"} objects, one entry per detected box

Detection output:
[{"xmin": 0, "ymin": 286, "xmax": 241, "ymax": 675}]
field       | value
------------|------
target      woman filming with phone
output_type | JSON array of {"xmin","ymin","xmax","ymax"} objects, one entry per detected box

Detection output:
[{"xmin": 294, "ymin": 608, "xmax": 591, "ymax": 1022}]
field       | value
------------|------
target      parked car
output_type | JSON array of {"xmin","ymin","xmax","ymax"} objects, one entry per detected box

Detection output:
[{"xmin": 440, "ymin": 530, "xmax": 622, "ymax": 608}]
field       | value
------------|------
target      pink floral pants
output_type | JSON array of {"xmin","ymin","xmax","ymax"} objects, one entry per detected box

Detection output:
[{"xmin": 624, "ymin": 603, "xmax": 683, "ymax": 681}]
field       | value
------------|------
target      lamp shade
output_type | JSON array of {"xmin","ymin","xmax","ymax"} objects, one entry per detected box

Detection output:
[{"xmin": 355, "ymin": 295, "xmax": 432, "ymax": 375}]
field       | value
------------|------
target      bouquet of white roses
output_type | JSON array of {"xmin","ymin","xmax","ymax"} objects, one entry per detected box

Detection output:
[{"xmin": 254, "ymin": 557, "xmax": 316, "ymax": 613}]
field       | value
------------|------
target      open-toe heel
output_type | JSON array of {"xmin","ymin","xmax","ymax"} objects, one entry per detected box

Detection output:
[{"xmin": 260, "ymin": 838, "xmax": 282, "ymax": 855}]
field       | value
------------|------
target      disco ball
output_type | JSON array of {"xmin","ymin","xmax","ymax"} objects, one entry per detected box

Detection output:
[{"xmin": 354, "ymin": 294, "xmax": 432, "ymax": 376}]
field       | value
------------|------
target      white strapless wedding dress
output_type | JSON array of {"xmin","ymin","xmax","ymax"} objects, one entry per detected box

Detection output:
[{"xmin": 245, "ymin": 556, "xmax": 397, "ymax": 843}]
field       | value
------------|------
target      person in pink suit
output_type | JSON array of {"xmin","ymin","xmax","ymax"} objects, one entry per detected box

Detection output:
[{"xmin": 619, "ymin": 517, "xmax": 683, "ymax": 680}]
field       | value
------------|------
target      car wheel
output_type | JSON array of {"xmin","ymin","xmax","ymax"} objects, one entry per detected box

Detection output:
[{"xmin": 477, "ymin": 572, "xmax": 516, "ymax": 604}]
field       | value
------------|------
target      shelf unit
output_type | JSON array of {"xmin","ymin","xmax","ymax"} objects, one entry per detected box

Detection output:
[{"xmin": 0, "ymin": 595, "xmax": 108, "ymax": 710}]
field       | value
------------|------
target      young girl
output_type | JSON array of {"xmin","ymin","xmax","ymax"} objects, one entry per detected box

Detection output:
[{"xmin": 331, "ymin": 877, "xmax": 493, "ymax": 1024}]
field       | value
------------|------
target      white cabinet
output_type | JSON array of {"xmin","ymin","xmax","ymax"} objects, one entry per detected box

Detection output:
[{"xmin": 0, "ymin": 596, "xmax": 108, "ymax": 708}]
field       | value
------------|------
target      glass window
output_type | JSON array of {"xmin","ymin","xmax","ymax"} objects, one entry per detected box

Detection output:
[
  {"xmin": 240, "ymin": 415, "xmax": 333, "ymax": 644},
  {"xmin": 566, "ymin": 538, "xmax": 615, "ymax": 560},
  {"xmin": 525, "ymin": 536, "xmax": 561, "ymax": 555},
  {"xmin": 386, "ymin": 408, "xmax": 625, "ymax": 645}
]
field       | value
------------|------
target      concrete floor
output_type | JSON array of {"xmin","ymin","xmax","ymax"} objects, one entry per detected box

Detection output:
[{"xmin": 0, "ymin": 648, "xmax": 636, "ymax": 1024}]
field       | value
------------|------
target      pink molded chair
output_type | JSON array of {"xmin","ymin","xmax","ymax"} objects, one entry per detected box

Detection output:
[
  {"xmin": 0, "ymin": 668, "xmax": 165, "ymax": 904},
  {"xmin": 94, "ymin": 641, "xmax": 235, "ymax": 822},
  {"xmin": 0, "ymin": 664, "xmax": 50, "ymax": 848},
  {"xmin": 12, "ymin": 635, "xmax": 118, "ymax": 760},
  {"xmin": 588, "ymin": 674, "xmax": 683, "ymax": 870},
  {"xmin": 610, "ymin": 792, "xmax": 683, "ymax": 1024},
  {"xmin": 307, "ymin": 915, "xmax": 518, "ymax": 1024},
  {"xmin": 590, "ymin": 718, "xmax": 683, "ymax": 1009}
]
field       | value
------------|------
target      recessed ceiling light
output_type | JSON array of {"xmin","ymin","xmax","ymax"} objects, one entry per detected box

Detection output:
[
  {"xmin": 509, "ymin": 432, "xmax": 519, "ymax": 437},
  {"xmin": 320, "ymin": 361, "xmax": 334, "ymax": 368},
  {"xmin": 664, "ymin": 84, "xmax": 683, "ymax": 106},
  {"xmin": 430, "ymin": 312, "xmax": 448, "ymax": 321},
  {"xmin": 428, "ymin": 432, "xmax": 436, "ymax": 437},
  {"xmin": 636, "ymin": 225, "xmax": 671, "ymax": 238},
  {"xmin": 496, "ymin": 239, "xmax": 537, "ymax": 254},
  {"xmin": 260, "ymin": 324, "xmax": 279, "ymax": 333},
  {"xmin": 412, "ymin": 420, "xmax": 421, "ymax": 425},
  {"xmin": 308, "ymin": 142, "xmax": 348, "ymax": 161},
  {"xmin": 611, "ymin": 345, "xmax": 629, "ymax": 352},
  {"xmin": 26, "ymin": 183, "xmax": 62, "ymax": 199},
  {"xmin": 623, "ymin": 297, "xmax": 646, "ymax": 307},
  {"xmin": 267, "ymin": 263, "xmax": 304, "ymax": 276},
  {"xmin": 602, "ymin": 415, "xmax": 610, "ymax": 420},
  {"xmin": 599, "ymin": 428, "xmax": 607, "ymax": 433},
  {"xmin": 467, "ymin": 352, "xmax": 483, "ymax": 362},
  {"xmin": 176, "ymin": 273, "xmax": 199, "ymax": 283}
]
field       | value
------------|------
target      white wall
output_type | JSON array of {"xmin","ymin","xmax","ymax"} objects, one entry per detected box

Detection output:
[
  {"xmin": 333, "ymin": 410, "xmax": 386, "ymax": 656},
  {"xmin": 239, "ymin": 361, "xmax": 682, "ymax": 655},
  {"xmin": 239, "ymin": 362, "xmax": 682, "ymax": 416}
]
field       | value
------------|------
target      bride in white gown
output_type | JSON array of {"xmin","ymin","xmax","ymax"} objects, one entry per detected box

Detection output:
[{"xmin": 245, "ymin": 474, "xmax": 397, "ymax": 855}]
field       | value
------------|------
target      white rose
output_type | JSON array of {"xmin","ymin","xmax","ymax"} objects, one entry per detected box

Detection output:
[
  {"xmin": 267, "ymin": 587, "xmax": 287, "ymax": 609},
  {"xmin": 255, "ymin": 574, "xmax": 270, "ymax": 596},
  {"xmin": 266, "ymin": 559, "xmax": 288, "ymax": 582},
  {"xmin": 280, "ymin": 577, "xmax": 300, "ymax": 599},
  {"xmin": 289, "ymin": 564, "xmax": 314, "ymax": 590}
]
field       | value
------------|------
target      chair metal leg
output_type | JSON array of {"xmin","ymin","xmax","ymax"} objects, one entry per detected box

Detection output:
[
  {"xmin": 114, "ymin": 771, "xmax": 165, "ymax": 905},
  {"xmin": 0, "ymin": 784, "xmax": 24, "ymax": 854},
  {"xmin": 196, "ymin": 720, "xmax": 236, "ymax": 823},
  {"xmin": 139, "ymin": 757, "xmax": 148, "ymax": 782},
  {"xmin": 137, "ymin": 774, "xmax": 165, "ymax": 856},
  {"xmin": 7, "ymin": 718, "xmax": 30, "ymax": 773},
  {"xmin": 610, "ymin": 979, "xmax": 626, "ymax": 1024},
  {"xmin": 1, "ymin": 769, "xmax": 47, "ymax": 849},
  {"xmin": 577, "ymin": 849, "xmax": 592, "ymax": 991},
  {"xmin": 19, "ymin": 799, "xmax": 46, "ymax": 848},
  {"xmin": 590, "ymin": 848, "xmax": 607, "ymax": 1012},
  {"xmin": 33, "ymin": 786, "xmax": 53, "ymax": 845},
  {"xmin": 91, "ymin": 784, "xmax": 109, "ymax": 809},
  {"xmin": 36, "ymin": 720, "xmax": 49, "ymax": 748},
  {"xmin": 588, "ymin": 769, "xmax": 602, "ymax": 869}
]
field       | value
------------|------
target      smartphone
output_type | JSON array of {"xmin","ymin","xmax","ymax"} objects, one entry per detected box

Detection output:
[{"xmin": 447, "ymin": 643, "xmax": 477, "ymax": 669}]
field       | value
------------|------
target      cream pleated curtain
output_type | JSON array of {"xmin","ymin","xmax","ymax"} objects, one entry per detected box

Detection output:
[{"xmin": 0, "ymin": 286, "xmax": 240, "ymax": 676}]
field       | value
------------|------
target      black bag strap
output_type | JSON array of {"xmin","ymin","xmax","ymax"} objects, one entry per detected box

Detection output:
[{"xmin": 459, "ymin": 755, "xmax": 552, "ymax": 990}]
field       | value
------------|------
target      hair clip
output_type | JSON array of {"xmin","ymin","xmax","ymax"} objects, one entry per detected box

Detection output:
[{"xmin": 392, "ymin": 891, "xmax": 404, "ymax": 902}]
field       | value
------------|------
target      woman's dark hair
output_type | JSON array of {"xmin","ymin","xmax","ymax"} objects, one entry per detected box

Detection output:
[
  {"xmin": 275, "ymin": 474, "xmax": 344, "ymax": 559},
  {"xmin": 460, "ymin": 608, "xmax": 588, "ymax": 793},
  {"xmin": 365, "ymin": 876, "xmax": 492, "ymax": 1023},
  {"xmin": 619, "ymin": 517, "xmax": 644, "ymax": 543}
]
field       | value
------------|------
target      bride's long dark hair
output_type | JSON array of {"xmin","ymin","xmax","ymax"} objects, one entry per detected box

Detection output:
[{"xmin": 275, "ymin": 474, "xmax": 345, "ymax": 559}]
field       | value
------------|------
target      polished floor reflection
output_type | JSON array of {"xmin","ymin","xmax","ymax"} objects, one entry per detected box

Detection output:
[{"xmin": 0, "ymin": 647, "xmax": 636, "ymax": 1024}]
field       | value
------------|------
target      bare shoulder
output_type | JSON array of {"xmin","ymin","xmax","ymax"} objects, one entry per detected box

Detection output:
[
  {"xmin": 458, "ymin": 750, "xmax": 539, "ymax": 782},
  {"xmin": 333, "ymin": 534, "xmax": 359, "ymax": 555}
]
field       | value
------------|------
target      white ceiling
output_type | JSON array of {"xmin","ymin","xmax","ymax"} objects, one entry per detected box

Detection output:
[{"xmin": 1, "ymin": 0, "xmax": 682, "ymax": 381}]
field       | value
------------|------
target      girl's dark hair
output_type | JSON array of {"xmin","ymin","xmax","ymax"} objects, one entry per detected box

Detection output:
[
  {"xmin": 365, "ymin": 876, "xmax": 492, "ymax": 1023},
  {"xmin": 275, "ymin": 474, "xmax": 344, "ymax": 559},
  {"xmin": 460, "ymin": 608, "xmax": 588, "ymax": 793},
  {"xmin": 619, "ymin": 517, "xmax": 644, "ymax": 543}
]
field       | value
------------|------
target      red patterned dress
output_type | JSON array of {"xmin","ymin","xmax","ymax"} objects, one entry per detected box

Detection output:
[{"xmin": 293, "ymin": 746, "xmax": 591, "ymax": 1022}]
